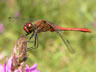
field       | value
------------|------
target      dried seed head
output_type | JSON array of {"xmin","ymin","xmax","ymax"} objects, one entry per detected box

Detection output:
[{"xmin": 11, "ymin": 35, "xmax": 27, "ymax": 71}]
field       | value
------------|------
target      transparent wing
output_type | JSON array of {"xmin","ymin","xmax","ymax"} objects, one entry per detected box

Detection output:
[
  {"xmin": 47, "ymin": 21, "xmax": 75, "ymax": 53},
  {"xmin": 8, "ymin": 16, "xmax": 36, "ymax": 23},
  {"xmin": 55, "ymin": 30, "xmax": 75, "ymax": 53}
]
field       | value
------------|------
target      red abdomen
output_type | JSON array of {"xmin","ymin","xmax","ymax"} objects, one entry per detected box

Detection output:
[{"xmin": 52, "ymin": 25, "xmax": 91, "ymax": 32}]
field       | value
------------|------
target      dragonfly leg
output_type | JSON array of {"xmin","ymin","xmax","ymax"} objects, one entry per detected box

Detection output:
[
  {"xmin": 27, "ymin": 32, "xmax": 38, "ymax": 51},
  {"xmin": 26, "ymin": 32, "xmax": 35, "ymax": 43},
  {"xmin": 36, "ymin": 33, "xmax": 38, "ymax": 48},
  {"xmin": 27, "ymin": 47, "xmax": 34, "ymax": 51},
  {"xmin": 29, "ymin": 32, "xmax": 35, "ymax": 41},
  {"xmin": 34, "ymin": 32, "xmax": 38, "ymax": 48},
  {"xmin": 26, "ymin": 32, "xmax": 35, "ymax": 51},
  {"xmin": 25, "ymin": 33, "xmax": 30, "ymax": 36}
]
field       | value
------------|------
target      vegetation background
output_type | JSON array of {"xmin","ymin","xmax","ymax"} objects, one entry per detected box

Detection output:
[{"xmin": 0, "ymin": 0, "xmax": 96, "ymax": 72}]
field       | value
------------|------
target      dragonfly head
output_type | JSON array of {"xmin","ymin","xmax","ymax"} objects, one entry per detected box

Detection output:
[{"xmin": 23, "ymin": 22, "xmax": 34, "ymax": 33}]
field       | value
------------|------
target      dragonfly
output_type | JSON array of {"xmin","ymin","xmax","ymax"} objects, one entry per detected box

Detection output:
[{"xmin": 23, "ymin": 19, "xmax": 91, "ymax": 53}]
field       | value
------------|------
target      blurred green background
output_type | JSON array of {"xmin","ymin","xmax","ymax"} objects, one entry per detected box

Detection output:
[{"xmin": 0, "ymin": 0, "xmax": 96, "ymax": 72}]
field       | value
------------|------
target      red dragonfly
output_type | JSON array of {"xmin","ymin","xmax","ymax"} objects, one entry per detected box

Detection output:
[{"xmin": 23, "ymin": 19, "xmax": 91, "ymax": 53}]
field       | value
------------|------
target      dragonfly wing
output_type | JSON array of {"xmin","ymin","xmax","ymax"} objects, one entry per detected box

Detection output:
[
  {"xmin": 47, "ymin": 21, "xmax": 75, "ymax": 53},
  {"xmin": 56, "ymin": 31, "xmax": 75, "ymax": 53}
]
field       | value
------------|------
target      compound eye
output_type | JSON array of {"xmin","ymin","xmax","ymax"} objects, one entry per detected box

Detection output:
[
  {"xmin": 23, "ymin": 26, "xmax": 29, "ymax": 33},
  {"xmin": 28, "ymin": 23, "xmax": 32, "ymax": 28}
]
